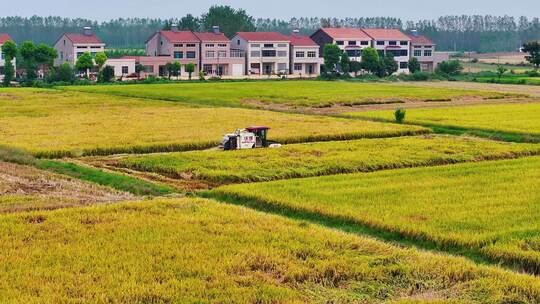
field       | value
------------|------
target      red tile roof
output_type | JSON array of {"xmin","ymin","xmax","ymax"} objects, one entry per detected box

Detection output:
[
  {"xmin": 194, "ymin": 32, "xmax": 229, "ymax": 42},
  {"xmin": 362, "ymin": 29, "xmax": 410, "ymax": 41},
  {"xmin": 0, "ymin": 33, "xmax": 12, "ymax": 44},
  {"xmin": 64, "ymin": 33, "xmax": 103, "ymax": 44},
  {"xmin": 407, "ymin": 34, "xmax": 435, "ymax": 45},
  {"xmin": 317, "ymin": 28, "xmax": 371, "ymax": 40},
  {"xmin": 160, "ymin": 30, "xmax": 200, "ymax": 42},
  {"xmin": 235, "ymin": 32, "xmax": 290, "ymax": 42},
  {"xmin": 289, "ymin": 34, "xmax": 318, "ymax": 46}
]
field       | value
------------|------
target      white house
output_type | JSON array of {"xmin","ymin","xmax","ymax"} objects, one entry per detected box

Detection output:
[
  {"xmin": 289, "ymin": 32, "xmax": 322, "ymax": 76},
  {"xmin": 310, "ymin": 28, "xmax": 372, "ymax": 62},
  {"xmin": 0, "ymin": 33, "xmax": 15, "ymax": 81},
  {"xmin": 54, "ymin": 27, "xmax": 106, "ymax": 66},
  {"xmin": 231, "ymin": 32, "xmax": 290, "ymax": 75},
  {"xmin": 362, "ymin": 28, "xmax": 411, "ymax": 74}
]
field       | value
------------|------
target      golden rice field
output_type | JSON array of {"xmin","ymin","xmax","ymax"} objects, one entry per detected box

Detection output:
[
  {"xmin": 118, "ymin": 135, "xmax": 540, "ymax": 185},
  {"xmin": 61, "ymin": 81, "xmax": 510, "ymax": 108},
  {"xmin": 1, "ymin": 198, "xmax": 540, "ymax": 303},
  {"xmin": 0, "ymin": 88, "xmax": 426, "ymax": 158},
  {"xmin": 211, "ymin": 156, "xmax": 540, "ymax": 274},
  {"xmin": 343, "ymin": 102, "xmax": 540, "ymax": 140}
]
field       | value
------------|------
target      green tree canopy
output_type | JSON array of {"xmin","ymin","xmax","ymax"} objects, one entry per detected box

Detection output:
[
  {"xmin": 179, "ymin": 14, "xmax": 201, "ymax": 31},
  {"xmin": 340, "ymin": 52, "xmax": 351, "ymax": 74},
  {"xmin": 201, "ymin": 5, "xmax": 255, "ymax": 37},
  {"xmin": 1, "ymin": 40, "xmax": 17, "ymax": 86},
  {"xmin": 435, "ymin": 60, "xmax": 463, "ymax": 76},
  {"xmin": 381, "ymin": 53, "xmax": 398, "ymax": 77},
  {"xmin": 184, "ymin": 63, "xmax": 195, "ymax": 80},
  {"xmin": 360, "ymin": 47, "xmax": 380, "ymax": 74},
  {"xmin": 35, "ymin": 43, "xmax": 58, "ymax": 67},
  {"xmin": 75, "ymin": 52, "xmax": 94, "ymax": 78},
  {"xmin": 50, "ymin": 62, "xmax": 75, "ymax": 83},
  {"xmin": 523, "ymin": 41, "xmax": 540, "ymax": 68},
  {"xmin": 350, "ymin": 60, "xmax": 362, "ymax": 76},
  {"xmin": 323, "ymin": 44, "xmax": 342, "ymax": 73},
  {"xmin": 94, "ymin": 52, "xmax": 108, "ymax": 70},
  {"xmin": 19, "ymin": 41, "xmax": 38, "ymax": 80},
  {"xmin": 1, "ymin": 40, "xmax": 17, "ymax": 59},
  {"xmin": 408, "ymin": 57, "xmax": 421, "ymax": 73}
]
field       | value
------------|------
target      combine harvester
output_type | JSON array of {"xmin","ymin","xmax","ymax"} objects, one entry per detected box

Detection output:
[{"xmin": 219, "ymin": 126, "xmax": 281, "ymax": 150}]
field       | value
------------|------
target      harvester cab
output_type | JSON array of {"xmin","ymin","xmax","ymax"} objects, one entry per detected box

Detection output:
[{"xmin": 220, "ymin": 126, "xmax": 271, "ymax": 150}]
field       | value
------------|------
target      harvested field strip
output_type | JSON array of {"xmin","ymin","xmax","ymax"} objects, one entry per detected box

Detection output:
[
  {"xmin": 0, "ymin": 88, "xmax": 427, "ymax": 158},
  {"xmin": 60, "ymin": 81, "xmax": 513, "ymax": 108},
  {"xmin": 0, "ymin": 161, "xmax": 134, "ymax": 213},
  {"xmin": 118, "ymin": 135, "xmax": 540, "ymax": 186},
  {"xmin": 211, "ymin": 156, "xmax": 540, "ymax": 274},
  {"xmin": 343, "ymin": 102, "xmax": 540, "ymax": 142},
  {"xmin": 1, "ymin": 198, "xmax": 540, "ymax": 302}
]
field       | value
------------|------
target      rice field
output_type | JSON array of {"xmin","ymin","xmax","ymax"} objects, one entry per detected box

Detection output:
[
  {"xmin": 211, "ymin": 156, "xmax": 540, "ymax": 274},
  {"xmin": 60, "ymin": 81, "xmax": 510, "ymax": 108},
  {"xmin": 0, "ymin": 88, "xmax": 426, "ymax": 158},
  {"xmin": 117, "ymin": 135, "xmax": 540, "ymax": 185},
  {"xmin": 1, "ymin": 198, "xmax": 540, "ymax": 303},
  {"xmin": 344, "ymin": 102, "xmax": 540, "ymax": 140}
]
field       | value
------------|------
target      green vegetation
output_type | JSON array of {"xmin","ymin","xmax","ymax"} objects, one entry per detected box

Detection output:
[
  {"xmin": 119, "ymin": 135, "xmax": 540, "ymax": 185},
  {"xmin": 474, "ymin": 74, "xmax": 540, "ymax": 85},
  {"xmin": 1, "ymin": 198, "xmax": 540, "ymax": 302},
  {"xmin": 212, "ymin": 156, "xmax": 540, "ymax": 274},
  {"xmin": 344, "ymin": 102, "xmax": 540, "ymax": 142},
  {"xmin": 0, "ymin": 88, "xmax": 426, "ymax": 158},
  {"xmin": 60, "ymin": 81, "xmax": 509, "ymax": 108}
]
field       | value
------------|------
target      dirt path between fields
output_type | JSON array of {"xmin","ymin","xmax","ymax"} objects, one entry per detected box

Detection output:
[
  {"xmin": 0, "ymin": 162, "xmax": 136, "ymax": 213},
  {"xmin": 394, "ymin": 81, "xmax": 540, "ymax": 97}
]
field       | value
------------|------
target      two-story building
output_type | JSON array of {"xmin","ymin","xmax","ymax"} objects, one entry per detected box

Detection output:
[
  {"xmin": 310, "ymin": 28, "xmax": 372, "ymax": 62},
  {"xmin": 289, "ymin": 32, "xmax": 322, "ymax": 76},
  {"xmin": 54, "ymin": 27, "xmax": 105, "ymax": 66},
  {"xmin": 231, "ymin": 32, "xmax": 290, "ymax": 75},
  {"xmin": 194, "ymin": 27, "xmax": 245, "ymax": 77},
  {"xmin": 0, "ymin": 33, "xmax": 15, "ymax": 80},
  {"xmin": 408, "ymin": 31, "xmax": 443, "ymax": 72},
  {"xmin": 362, "ymin": 28, "xmax": 411, "ymax": 73}
]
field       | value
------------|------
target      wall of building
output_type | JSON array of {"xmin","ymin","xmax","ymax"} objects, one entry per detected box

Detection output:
[{"xmin": 290, "ymin": 46, "xmax": 322, "ymax": 75}]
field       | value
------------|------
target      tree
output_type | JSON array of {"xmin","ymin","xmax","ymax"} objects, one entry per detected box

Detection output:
[
  {"xmin": 166, "ymin": 61, "xmax": 181, "ymax": 79},
  {"xmin": 50, "ymin": 62, "xmax": 75, "ymax": 83},
  {"xmin": 19, "ymin": 41, "xmax": 38, "ymax": 81},
  {"xmin": 350, "ymin": 61, "xmax": 362, "ymax": 76},
  {"xmin": 496, "ymin": 64, "xmax": 508, "ymax": 80},
  {"xmin": 360, "ymin": 47, "xmax": 380, "ymax": 74},
  {"xmin": 179, "ymin": 14, "xmax": 200, "ymax": 31},
  {"xmin": 1, "ymin": 40, "xmax": 17, "ymax": 86},
  {"xmin": 94, "ymin": 52, "xmax": 108, "ymax": 70},
  {"xmin": 408, "ymin": 57, "xmax": 421, "ymax": 73},
  {"xmin": 34, "ymin": 43, "xmax": 57, "ymax": 78},
  {"xmin": 200, "ymin": 5, "xmax": 256, "ymax": 37},
  {"xmin": 340, "ymin": 52, "xmax": 351, "ymax": 74},
  {"xmin": 380, "ymin": 53, "xmax": 398, "ymax": 77},
  {"xmin": 98, "ymin": 65, "xmax": 115, "ymax": 83},
  {"xmin": 522, "ymin": 41, "xmax": 540, "ymax": 68},
  {"xmin": 435, "ymin": 60, "xmax": 463, "ymax": 76},
  {"xmin": 135, "ymin": 64, "xmax": 145, "ymax": 80},
  {"xmin": 75, "ymin": 52, "xmax": 94, "ymax": 78},
  {"xmin": 323, "ymin": 44, "xmax": 341, "ymax": 73},
  {"xmin": 184, "ymin": 63, "xmax": 195, "ymax": 80}
]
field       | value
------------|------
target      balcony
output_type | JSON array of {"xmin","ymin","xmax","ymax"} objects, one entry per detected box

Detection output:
[{"xmin": 230, "ymin": 50, "xmax": 245, "ymax": 58}]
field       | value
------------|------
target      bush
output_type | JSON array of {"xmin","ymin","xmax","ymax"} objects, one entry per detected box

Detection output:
[
  {"xmin": 471, "ymin": 58, "xmax": 479, "ymax": 63},
  {"xmin": 394, "ymin": 109, "xmax": 406, "ymax": 124},
  {"xmin": 526, "ymin": 70, "xmax": 540, "ymax": 77},
  {"xmin": 409, "ymin": 72, "xmax": 430, "ymax": 81},
  {"xmin": 435, "ymin": 60, "xmax": 464, "ymax": 76},
  {"xmin": 98, "ymin": 66, "xmax": 115, "ymax": 83}
]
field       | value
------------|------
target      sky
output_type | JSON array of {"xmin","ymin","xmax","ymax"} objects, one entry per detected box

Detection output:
[{"xmin": 3, "ymin": 0, "xmax": 539, "ymax": 21}]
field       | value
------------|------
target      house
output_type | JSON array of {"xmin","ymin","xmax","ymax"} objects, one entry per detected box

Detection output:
[
  {"xmin": 289, "ymin": 31, "xmax": 322, "ymax": 76},
  {"xmin": 145, "ymin": 26, "xmax": 200, "ymax": 76},
  {"xmin": 104, "ymin": 58, "xmax": 136, "ymax": 78},
  {"xmin": 54, "ymin": 27, "xmax": 105, "ymax": 66},
  {"xmin": 0, "ymin": 33, "xmax": 15, "ymax": 80},
  {"xmin": 231, "ymin": 32, "xmax": 290, "ymax": 75},
  {"xmin": 194, "ymin": 26, "xmax": 245, "ymax": 77},
  {"xmin": 362, "ymin": 28, "xmax": 411, "ymax": 73},
  {"xmin": 407, "ymin": 31, "xmax": 447, "ymax": 72},
  {"xmin": 310, "ymin": 28, "xmax": 372, "ymax": 62}
]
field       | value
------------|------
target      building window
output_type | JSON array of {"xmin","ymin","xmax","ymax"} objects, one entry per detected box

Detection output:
[
  {"xmin": 348, "ymin": 41, "xmax": 356, "ymax": 45},
  {"xmin": 346, "ymin": 50, "xmax": 362, "ymax": 57},
  {"xmin": 205, "ymin": 51, "xmax": 215, "ymax": 58},
  {"xmin": 174, "ymin": 51, "xmax": 183, "ymax": 59},
  {"xmin": 376, "ymin": 41, "xmax": 385, "ymax": 46},
  {"xmin": 237, "ymin": 40, "xmax": 240, "ymax": 45},
  {"xmin": 389, "ymin": 41, "xmax": 397, "ymax": 46},
  {"xmin": 277, "ymin": 43, "xmax": 287, "ymax": 47},
  {"xmin": 361, "ymin": 41, "xmax": 369, "ymax": 45},
  {"xmin": 90, "ymin": 46, "xmax": 101, "ymax": 49},
  {"xmin": 294, "ymin": 63, "xmax": 302, "ymax": 71},
  {"xmin": 262, "ymin": 50, "xmax": 276, "ymax": 57},
  {"xmin": 263, "ymin": 43, "xmax": 274, "ymax": 48},
  {"xmin": 186, "ymin": 44, "xmax": 196, "ymax": 48},
  {"xmin": 424, "ymin": 50, "xmax": 433, "ymax": 56},
  {"xmin": 218, "ymin": 43, "xmax": 227, "ymax": 47},
  {"xmin": 307, "ymin": 51, "xmax": 317, "ymax": 58},
  {"xmin": 336, "ymin": 40, "xmax": 344, "ymax": 45},
  {"xmin": 122, "ymin": 66, "xmax": 129, "ymax": 74},
  {"xmin": 218, "ymin": 51, "xmax": 227, "ymax": 58},
  {"xmin": 295, "ymin": 51, "xmax": 305, "ymax": 58},
  {"xmin": 277, "ymin": 63, "xmax": 287, "ymax": 71},
  {"xmin": 144, "ymin": 65, "xmax": 154, "ymax": 73},
  {"xmin": 251, "ymin": 44, "xmax": 260, "ymax": 48},
  {"xmin": 205, "ymin": 44, "xmax": 215, "ymax": 47},
  {"xmin": 186, "ymin": 51, "xmax": 196, "ymax": 58},
  {"xmin": 387, "ymin": 50, "xmax": 408, "ymax": 57},
  {"xmin": 174, "ymin": 44, "xmax": 183, "ymax": 47},
  {"xmin": 203, "ymin": 64, "xmax": 213, "ymax": 74},
  {"xmin": 250, "ymin": 51, "xmax": 260, "ymax": 57},
  {"xmin": 400, "ymin": 62, "xmax": 408, "ymax": 69},
  {"xmin": 414, "ymin": 50, "xmax": 422, "ymax": 57},
  {"xmin": 400, "ymin": 41, "xmax": 408, "ymax": 46},
  {"xmin": 60, "ymin": 51, "xmax": 64, "ymax": 59},
  {"xmin": 277, "ymin": 51, "xmax": 287, "ymax": 57}
]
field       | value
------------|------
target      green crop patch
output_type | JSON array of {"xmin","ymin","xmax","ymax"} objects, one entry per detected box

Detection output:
[
  {"xmin": 118, "ymin": 135, "xmax": 540, "ymax": 186},
  {"xmin": 1, "ymin": 198, "xmax": 539, "ymax": 302},
  {"xmin": 212, "ymin": 156, "xmax": 540, "ymax": 274},
  {"xmin": 0, "ymin": 88, "xmax": 426, "ymax": 158},
  {"xmin": 344, "ymin": 102, "xmax": 540, "ymax": 142},
  {"xmin": 61, "ymin": 81, "xmax": 509, "ymax": 108}
]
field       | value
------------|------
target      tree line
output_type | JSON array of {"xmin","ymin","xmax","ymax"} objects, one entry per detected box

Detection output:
[{"xmin": 1, "ymin": 8, "xmax": 539, "ymax": 52}]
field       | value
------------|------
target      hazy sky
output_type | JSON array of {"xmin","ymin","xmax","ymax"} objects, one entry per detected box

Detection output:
[{"xmin": 3, "ymin": 0, "xmax": 539, "ymax": 21}]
